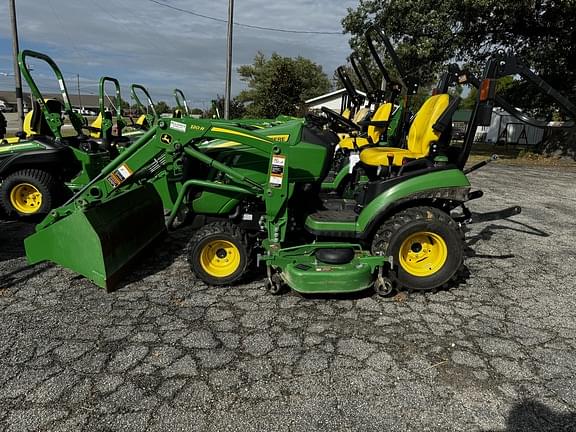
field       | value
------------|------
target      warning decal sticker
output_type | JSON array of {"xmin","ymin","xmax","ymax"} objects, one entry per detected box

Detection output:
[
  {"xmin": 106, "ymin": 163, "xmax": 134, "ymax": 188},
  {"xmin": 269, "ymin": 155, "xmax": 285, "ymax": 188}
]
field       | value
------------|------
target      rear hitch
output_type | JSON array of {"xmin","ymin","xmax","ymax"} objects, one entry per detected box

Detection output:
[{"xmin": 464, "ymin": 154, "xmax": 498, "ymax": 174}]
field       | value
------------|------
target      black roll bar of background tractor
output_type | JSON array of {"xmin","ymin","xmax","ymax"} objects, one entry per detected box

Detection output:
[
  {"xmin": 336, "ymin": 66, "xmax": 365, "ymax": 110},
  {"xmin": 349, "ymin": 52, "xmax": 379, "ymax": 106},
  {"xmin": 365, "ymin": 27, "xmax": 418, "ymax": 96}
]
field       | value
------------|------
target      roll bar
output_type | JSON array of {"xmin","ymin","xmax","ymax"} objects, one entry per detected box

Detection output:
[
  {"xmin": 365, "ymin": 27, "xmax": 419, "ymax": 97},
  {"xmin": 174, "ymin": 89, "xmax": 190, "ymax": 116},
  {"xmin": 99, "ymin": 77, "xmax": 127, "ymax": 144},
  {"xmin": 130, "ymin": 84, "xmax": 158, "ymax": 124},
  {"xmin": 336, "ymin": 66, "xmax": 365, "ymax": 108},
  {"xmin": 18, "ymin": 50, "xmax": 84, "ymax": 138},
  {"xmin": 349, "ymin": 52, "xmax": 387, "ymax": 105}
]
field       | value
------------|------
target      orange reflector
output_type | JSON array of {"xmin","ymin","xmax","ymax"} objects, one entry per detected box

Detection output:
[{"xmin": 480, "ymin": 79, "xmax": 492, "ymax": 101}]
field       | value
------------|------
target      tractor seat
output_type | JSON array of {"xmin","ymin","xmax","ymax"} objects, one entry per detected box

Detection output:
[
  {"xmin": 339, "ymin": 102, "xmax": 393, "ymax": 151},
  {"xmin": 27, "ymin": 99, "xmax": 63, "ymax": 137},
  {"xmin": 352, "ymin": 107, "xmax": 371, "ymax": 124},
  {"xmin": 360, "ymin": 94, "xmax": 456, "ymax": 167},
  {"xmin": 135, "ymin": 114, "xmax": 150, "ymax": 130},
  {"xmin": 90, "ymin": 112, "xmax": 103, "ymax": 138}
]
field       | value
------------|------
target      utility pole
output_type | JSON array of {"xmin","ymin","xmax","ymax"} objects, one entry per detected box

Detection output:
[
  {"xmin": 224, "ymin": 0, "xmax": 234, "ymax": 120},
  {"xmin": 9, "ymin": 0, "xmax": 24, "ymax": 129},
  {"xmin": 77, "ymin": 73, "xmax": 82, "ymax": 109}
]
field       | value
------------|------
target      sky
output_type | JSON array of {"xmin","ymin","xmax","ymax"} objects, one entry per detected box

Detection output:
[{"xmin": 0, "ymin": 0, "xmax": 358, "ymax": 109}]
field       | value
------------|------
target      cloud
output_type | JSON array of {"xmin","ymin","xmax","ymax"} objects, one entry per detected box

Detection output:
[{"xmin": 0, "ymin": 0, "xmax": 357, "ymax": 108}]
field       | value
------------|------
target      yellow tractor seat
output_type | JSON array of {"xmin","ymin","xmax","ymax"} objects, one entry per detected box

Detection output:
[
  {"xmin": 90, "ymin": 112, "xmax": 103, "ymax": 139},
  {"xmin": 352, "ymin": 107, "xmax": 371, "ymax": 124},
  {"xmin": 360, "ymin": 148, "xmax": 423, "ymax": 167},
  {"xmin": 24, "ymin": 99, "xmax": 63, "ymax": 138},
  {"xmin": 135, "ymin": 114, "xmax": 149, "ymax": 130},
  {"xmin": 360, "ymin": 94, "xmax": 456, "ymax": 167},
  {"xmin": 339, "ymin": 102, "xmax": 394, "ymax": 151},
  {"xmin": 22, "ymin": 110, "xmax": 34, "ymax": 137},
  {"xmin": 1, "ymin": 136, "xmax": 21, "ymax": 144}
]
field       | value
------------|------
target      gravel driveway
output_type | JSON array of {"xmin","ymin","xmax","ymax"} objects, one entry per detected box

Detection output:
[{"xmin": 1, "ymin": 163, "xmax": 575, "ymax": 431}]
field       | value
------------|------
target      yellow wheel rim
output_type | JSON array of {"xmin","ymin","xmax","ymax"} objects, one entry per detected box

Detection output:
[
  {"xmin": 10, "ymin": 183, "xmax": 43, "ymax": 214},
  {"xmin": 399, "ymin": 231, "xmax": 448, "ymax": 277},
  {"xmin": 199, "ymin": 240, "xmax": 241, "ymax": 278}
]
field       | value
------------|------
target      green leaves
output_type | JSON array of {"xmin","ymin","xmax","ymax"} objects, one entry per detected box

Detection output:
[
  {"xmin": 343, "ymin": 0, "xmax": 576, "ymax": 112},
  {"xmin": 237, "ymin": 52, "xmax": 332, "ymax": 118}
]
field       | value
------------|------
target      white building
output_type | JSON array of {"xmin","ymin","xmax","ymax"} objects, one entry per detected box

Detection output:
[
  {"xmin": 305, "ymin": 88, "xmax": 367, "ymax": 112},
  {"xmin": 483, "ymin": 108, "xmax": 544, "ymax": 146}
]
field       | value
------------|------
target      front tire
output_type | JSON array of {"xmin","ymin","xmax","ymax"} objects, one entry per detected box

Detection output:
[
  {"xmin": 187, "ymin": 222, "xmax": 251, "ymax": 286},
  {"xmin": 0, "ymin": 169, "xmax": 57, "ymax": 217},
  {"xmin": 371, "ymin": 206, "xmax": 464, "ymax": 290}
]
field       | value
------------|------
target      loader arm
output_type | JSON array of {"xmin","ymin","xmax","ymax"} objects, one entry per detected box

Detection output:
[
  {"xmin": 26, "ymin": 117, "xmax": 298, "ymax": 289},
  {"xmin": 33, "ymin": 118, "xmax": 292, "ymax": 230}
]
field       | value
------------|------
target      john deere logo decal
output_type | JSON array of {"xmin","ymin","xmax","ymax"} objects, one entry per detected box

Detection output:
[{"xmin": 161, "ymin": 133, "xmax": 173, "ymax": 144}]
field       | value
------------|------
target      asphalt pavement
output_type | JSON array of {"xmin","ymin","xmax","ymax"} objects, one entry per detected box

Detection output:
[{"xmin": 0, "ymin": 163, "xmax": 575, "ymax": 431}]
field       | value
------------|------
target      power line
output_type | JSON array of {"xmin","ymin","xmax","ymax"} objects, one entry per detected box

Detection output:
[
  {"xmin": 146, "ymin": 0, "xmax": 343, "ymax": 35},
  {"xmin": 46, "ymin": 0, "xmax": 91, "ymax": 64}
]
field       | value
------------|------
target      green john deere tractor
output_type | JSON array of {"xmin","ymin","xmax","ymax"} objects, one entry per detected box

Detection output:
[
  {"xmin": 25, "ymin": 46, "xmax": 538, "ymax": 296},
  {"xmin": 87, "ymin": 76, "xmax": 130, "ymax": 147},
  {"xmin": 27, "ymin": 47, "xmax": 576, "ymax": 296},
  {"xmin": 0, "ymin": 50, "xmax": 119, "ymax": 218}
]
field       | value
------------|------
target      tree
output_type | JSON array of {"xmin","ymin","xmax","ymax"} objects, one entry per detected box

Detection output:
[
  {"xmin": 237, "ymin": 52, "xmax": 331, "ymax": 118},
  {"xmin": 190, "ymin": 107, "xmax": 203, "ymax": 116},
  {"xmin": 154, "ymin": 101, "xmax": 171, "ymax": 114},
  {"xmin": 204, "ymin": 95, "xmax": 246, "ymax": 119},
  {"xmin": 342, "ymin": 1, "xmax": 576, "ymax": 109},
  {"xmin": 461, "ymin": 76, "xmax": 516, "ymax": 110},
  {"xmin": 119, "ymin": 98, "xmax": 130, "ymax": 110}
]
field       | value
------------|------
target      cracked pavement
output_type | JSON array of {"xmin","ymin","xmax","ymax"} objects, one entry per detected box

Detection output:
[{"xmin": 0, "ymin": 164, "xmax": 575, "ymax": 431}]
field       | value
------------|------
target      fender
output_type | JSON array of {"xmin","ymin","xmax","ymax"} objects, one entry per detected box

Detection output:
[
  {"xmin": 0, "ymin": 147, "xmax": 79, "ymax": 178},
  {"xmin": 356, "ymin": 168, "xmax": 471, "ymax": 237}
]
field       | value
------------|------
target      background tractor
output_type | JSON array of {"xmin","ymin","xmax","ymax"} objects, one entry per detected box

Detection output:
[{"xmin": 0, "ymin": 51, "xmax": 118, "ymax": 218}]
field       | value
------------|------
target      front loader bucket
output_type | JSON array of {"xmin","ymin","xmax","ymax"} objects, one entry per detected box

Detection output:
[{"xmin": 25, "ymin": 184, "xmax": 166, "ymax": 291}]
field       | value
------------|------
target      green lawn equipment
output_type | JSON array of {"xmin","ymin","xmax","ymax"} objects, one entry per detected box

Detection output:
[
  {"xmin": 23, "ymin": 60, "xmax": 498, "ymax": 296},
  {"xmin": 87, "ymin": 76, "xmax": 133, "ymax": 151},
  {"xmin": 0, "ymin": 50, "xmax": 116, "ymax": 218}
]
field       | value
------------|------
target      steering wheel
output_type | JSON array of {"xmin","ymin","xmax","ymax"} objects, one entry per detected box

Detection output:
[
  {"xmin": 321, "ymin": 107, "xmax": 361, "ymax": 132},
  {"xmin": 305, "ymin": 112, "xmax": 330, "ymax": 128}
]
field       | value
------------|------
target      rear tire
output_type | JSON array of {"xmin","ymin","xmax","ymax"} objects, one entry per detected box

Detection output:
[
  {"xmin": 371, "ymin": 206, "xmax": 464, "ymax": 291},
  {"xmin": 187, "ymin": 221, "xmax": 251, "ymax": 286},
  {"xmin": 0, "ymin": 169, "xmax": 57, "ymax": 217}
]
